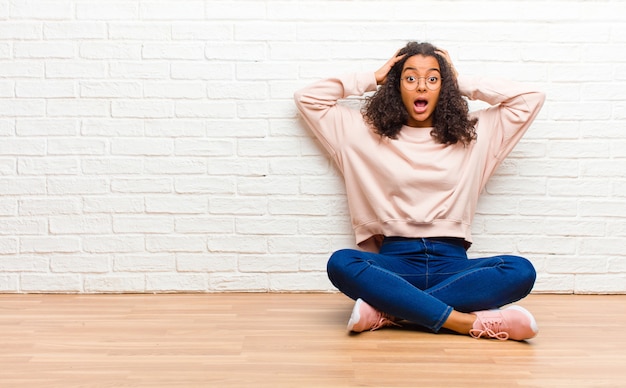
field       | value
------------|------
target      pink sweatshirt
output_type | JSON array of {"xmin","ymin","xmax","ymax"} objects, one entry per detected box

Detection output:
[{"xmin": 294, "ymin": 72, "xmax": 545, "ymax": 252}]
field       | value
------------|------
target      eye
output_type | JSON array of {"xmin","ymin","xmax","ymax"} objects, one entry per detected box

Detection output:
[
  {"xmin": 406, "ymin": 75, "xmax": 416, "ymax": 82},
  {"xmin": 427, "ymin": 76, "xmax": 439, "ymax": 83}
]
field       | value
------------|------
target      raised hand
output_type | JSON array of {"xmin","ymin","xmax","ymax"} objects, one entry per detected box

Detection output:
[
  {"xmin": 374, "ymin": 50, "xmax": 406, "ymax": 85},
  {"xmin": 435, "ymin": 48, "xmax": 458, "ymax": 80}
]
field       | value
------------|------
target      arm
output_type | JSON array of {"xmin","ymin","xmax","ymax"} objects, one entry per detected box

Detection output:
[
  {"xmin": 293, "ymin": 51, "xmax": 406, "ymax": 158},
  {"xmin": 458, "ymin": 75, "xmax": 546, "ymax": 162},
  {"xmin": 293, "ymin": 72, "xmax": 376, "ymax": 159}
]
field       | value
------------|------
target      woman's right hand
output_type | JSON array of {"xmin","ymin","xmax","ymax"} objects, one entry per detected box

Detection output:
[{"xmin": 375, "ymin": 50, "xmax": 406, "ymax": 85}]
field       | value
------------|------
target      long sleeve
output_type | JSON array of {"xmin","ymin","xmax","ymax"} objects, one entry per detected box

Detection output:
[
  {"xmin": 293, "ymin": 72, "xmax": 378, "ymax": 165},
  {"xmin": 457, "ymin": 75, "xmax": 546, "ymax": 184},
  {"xmin": 458, "ymin": 75, "xmax": 546, "ymax": 161}
]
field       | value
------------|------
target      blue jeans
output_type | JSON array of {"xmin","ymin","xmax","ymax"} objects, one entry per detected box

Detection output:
[{"xmin": 327, "ymin": 237, "xmax": 536, "ymax": 332}]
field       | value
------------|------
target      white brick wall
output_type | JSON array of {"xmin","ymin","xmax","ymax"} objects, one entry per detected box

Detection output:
[{"xmin": 1, "ymin": 0, "xmax": 625, "ymax": 293}]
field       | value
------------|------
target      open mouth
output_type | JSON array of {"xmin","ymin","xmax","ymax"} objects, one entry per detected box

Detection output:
[{"xmin": 414, "ymin": 99, "xmax": 428, "ymax": 114}]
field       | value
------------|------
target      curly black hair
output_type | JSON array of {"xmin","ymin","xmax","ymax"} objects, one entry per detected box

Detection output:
[{"xmin": 363, "ymin": 42, "xmax": 477, "ymax": 145}]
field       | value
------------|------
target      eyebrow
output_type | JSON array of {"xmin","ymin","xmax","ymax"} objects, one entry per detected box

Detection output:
[{"xmin": 403, "ymin": 67, "xmax": 441, "ymax": 73}]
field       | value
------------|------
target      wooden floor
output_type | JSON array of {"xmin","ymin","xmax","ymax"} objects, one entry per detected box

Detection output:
[{"xmin": 1, "ymin": 293, "xmax": 625, "ymax": 387}]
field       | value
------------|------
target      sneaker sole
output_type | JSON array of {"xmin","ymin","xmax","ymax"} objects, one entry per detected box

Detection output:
[
  {"xmin": 346, "ymin": 298, "xmax": 364, "ymax": 332},
  {"xmin": 505, "ymin": 305, "xmax": 539, "ymax": 336}
]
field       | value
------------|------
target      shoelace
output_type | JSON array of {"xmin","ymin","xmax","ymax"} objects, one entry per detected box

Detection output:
[
  {"xmin": 370, "ymin": 313, "xmax": 401, "ymax": 331},
  {"xmin": 469, "ymin": 317, "xmax": 509, "ymax": 340}
]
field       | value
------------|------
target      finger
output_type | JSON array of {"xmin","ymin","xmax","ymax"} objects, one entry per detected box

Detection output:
[{"xmin": 435, "ymin": 49, "xmax": 450, "ymax": 60}]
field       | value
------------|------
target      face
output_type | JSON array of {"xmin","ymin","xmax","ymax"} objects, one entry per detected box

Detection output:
[{"xmin": 399, "ymin": 55, "xmax": 441, "ymax": 128}]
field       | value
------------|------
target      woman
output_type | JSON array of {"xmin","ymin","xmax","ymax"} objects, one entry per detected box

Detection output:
[{"xmin": 293, "ymin": 42, "xmax": 545, "ymax": 341}]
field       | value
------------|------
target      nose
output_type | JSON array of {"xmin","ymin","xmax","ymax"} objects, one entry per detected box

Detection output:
[{"xmin": 416, "ymin": 77, "xmax": 427, "ymax": 91}]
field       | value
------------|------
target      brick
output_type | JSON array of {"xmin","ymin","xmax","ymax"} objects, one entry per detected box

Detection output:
[
  {"xmin": 175, "ymin": 176, "xmax": 235, "ymax": 194},
  {"xmin": 19, "ymin": 198, "xmax": 81, "ymax": 216},
  {"xmin": 81, "ymin": 158, "xmax": 143, "ymax": 175},
  {"xmin": 14, "ymin": 42, "xmax": 74, "ymax": 59},
  {"xmin": 142, "ymin": 43, "xmax": 205, "ymax": 60},
  {"xmin": 238, "ymin": 254, "xmax": 299, "ymax": 273},
  {"xmin": 209, "ymin": 196, "xmax": 268, "ymax": 216},
  {"xmin": 46, "ymin": 61, "xmax": 107, "ymax": 79},
  {"xmin": 80, "ymin": 42, "xmax": 142, "ymax": 59},
  {"xmin": 83, "ymin": 196, "xmax": 144, "ymax": 214},
  {"xmin": 210, "ymin": 272, "xmax": 269, "ymax": 292},
  {"xmin": 171, "ymin": 62, "xmax": 234, "ymax": 80},
  {"xmin": 0, "ymin": 217, "xmax": 46, "ymax": 235},
  {"xmin": 140, "ymin": 1, "xmax": 204, "ymax": 20},
  {"xmin": 0, "ymin": 61, "xmax": 43, "ymax": 77},
  {"xmin": 18, "ymin": 157, "xmax": 79, "ymax": 175},
  {"xmin": 208, "ymin": 158, "xmax": 268, "ymax": 177},
  {"xmin": 0, "ymin": 22, "xmax": 41, "ymax": 39},
  {"xmin": 206, "ymin": 1, "xmax": 266, "ymax": 20},
  {"xmin": 21, "ymin": 274, "xmax": 82, "ymax": 293},
  {"xmin": 533, "ymin": 274, "xmax": 574, "ymax": 293},
  {"xmin": 111, "ymin": 138, "xmax": 173, "ymax": 156},
  {"xmin": 0, "ymin": 275, "xmax": 19, "ymax": 292},
  {"xmin": 113, "ymin": 216, "xmax": 174, "ymax": 234},
  {"xmin": 268, "ymin": 236, "xmax": 330, "ymax": 254},
  {"xmin": 207, "ymin": 235, "xmax": 267, "ymax": 254},
  {"xmin": 109, "ymin": 61, "xmax": 169, "ymax": 79},
  {"xmin": 175, "ymin": 101, "xmax": 236, "ymax": 118},
  {"xmin": 80, "ymin": 81, "xmax": 142, "ymax": 98},
  {"xmin": 0, "ymin": 100, "xmax": 45, "ymax": 117},
  {"xmin": 143, "ymin": 158, "xmax": 206, "ymax": 174},
  {"xmin": 47, "ymin": 177, "xmax": 108, "ymax": 195},
  {"xmin": 172, "ymin": 22, "xmax": 232, "ymax": 40},
  {"xmin": 49, "ymin": 216, "xmax": 112, "ymax": 235},
  {"xmin": 111, "ymin": 178, "xmax": 173, "ymax": 194},
  {"xmin": 177, "ymin": 253, "xmax": 237, "ymax": 272},
  {"xmin": 269, "ymin": 272, "xmax": 334, "ymax": 292},
  {"xmin": 44, "ymin": 22, "xmax": 107, "ymax": 39},
  {"xmin": 145, "ymin": 119, "xmax": 205, "ymax": 137},
  {"xmin": 76, "ymin": 2, "xmax": 139, "ymax": 20},
  {"xmin": 84, "ymin": 275, "xmax": 145, "ymax": 293},
  {"xmin": 175, "ymin": 216, "xmax": 234, "ymax": 234},
  {"xmin": 10, "ymin": 1, "xmax": 73, "ymax": 19},
  {"xmin": 0, "ymin": 139, "xmax": 46, "ymax": 156},
  {"xmin": 0, "ymin": 178, "xmax": 46, "ymax": 195},
  {"xmin": 235, "ymin": 217, "xmax": 298, "ymax": 235},
  {"xmin": 47, "ymin": 99, "xmax": 109, "ymax": 117},
  {"xmin": 146, "ymin": 235, "xmax": 222, "ymax": 253},
  {"xmin": 146, "ymin": 273, "xmax": 208, "ymax": 292},
  {"xmin": 112, "ymin": 100, "xmax": 174, "ymax": 118},
  {"xmin": 50, "ymin": 255, "xmax": 110, "ymax": 273},
  {"xmin": 175, "ymin": 139, "xmax": 233, "ymax": 157},
  {"xmin": 575, "ymin": 274, "xmax": 626, "ymax": 294},
  {"xmin": 145, "ymin": 195, "xmax": 207, "ymax": 214},
  {"xmin": 81, "ymin": 119, "xmax": 143, "ymax": 137},
  {"xmin": 16, "ymin": 119, "xmax": 77, "ymax": 136},
  {"xmin": 20, "ymin": 237, "xmax": 80, "ymax": 254},
  {"xmin": 48, "ymin": 138, "xmax": 107, "ymax": 155},
  {"xmin": 114, "ymin": 255, "xmax": 176, "ymax": 272},
  {"xmin": 82, "ymin": 236, "xmax": 144, "ymax": 253},
  {"xmin": 143, "ymin": 81, "xmax": 206, "ymax": 99},
  {"xmin": 0, "ymin": 199, "xmax": 17, "ymax": 216}
]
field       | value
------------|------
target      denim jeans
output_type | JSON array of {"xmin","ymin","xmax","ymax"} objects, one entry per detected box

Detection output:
[{"xmin": 327, "ymin": 236, "xmax": 536, "ymax": 332}]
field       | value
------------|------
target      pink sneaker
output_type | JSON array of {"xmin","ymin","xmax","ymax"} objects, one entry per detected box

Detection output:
[
  {"xmin": 470, "ymin": 305, "xmax": 538, "ymax": 341},
  {"xmin": 347, "ymin": 298, "xmax": 400, "ymax": 333}
]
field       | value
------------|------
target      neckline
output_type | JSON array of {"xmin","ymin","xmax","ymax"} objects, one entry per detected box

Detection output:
[{"xmin": 396, "ymin": 125, "xmax": 434, "ymax": 142}]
